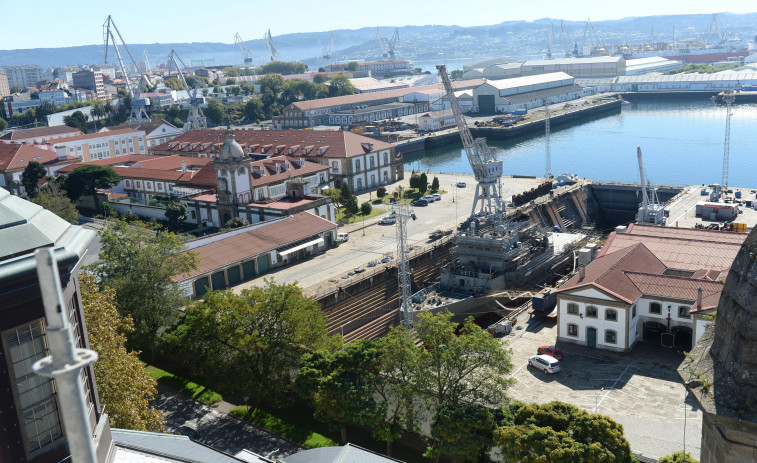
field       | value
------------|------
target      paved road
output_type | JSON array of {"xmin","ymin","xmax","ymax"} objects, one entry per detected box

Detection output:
[
  {"xmin": 504, "ymin": 314, "xmax": 701, "ymax": 461},
  {"xmin": 154, "ymin": 385, "xmax": 303, "ymax": 461}
]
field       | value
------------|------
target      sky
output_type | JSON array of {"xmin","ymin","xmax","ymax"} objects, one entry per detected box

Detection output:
[{"xmin": 2, "ymin": 0, "xmax": 756, "ymax": 50}]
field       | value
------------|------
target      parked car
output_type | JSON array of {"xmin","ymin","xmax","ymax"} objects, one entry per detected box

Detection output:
[
  {"xmin": 353, "ymin": 267, "xmax": 366, "ymax": 273},
  {"xmin": 380, "ymin": 256, "xmax": 393, "ymax": 263},
  {"xmin": 411, "ymin": 199, "xmax": 428, "ymax": 207},
  {"xmin": 389, "ymin": 197, "xmax": 398, "ymax": 204},
  {"xmin": 337, "ymin": 232, "xmax": 349, "ymax": 242},
  {"xmin": 429, "ymin": 230, "xmax": 444, "ymax": 240},
  {"xmin": 537, "ymin": 345, "xmax": 564, "ymax": 360},
  {"xmin": 432, "ymin": 193, "xmax": 442, "ymax": 201},
  {"xmin": 457, "ymin": 181, "xmax": 467, "ymax": 188},
  {"xmin": 378, "ymin": 215, "xmax": 396, "ymax": 225},
  {"xmin": 367, "ymin": 260, "xmax": 379, "ymax": 267},
  {"xmin": 422, "ymin": 195, "xmax": 436, "ymax": 203},
  {"xmin": 528, "ymin": 354, "xmax": 561, "ymax": 374}
]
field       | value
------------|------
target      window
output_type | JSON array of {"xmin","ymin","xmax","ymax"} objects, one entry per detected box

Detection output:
[
  {"xmin": 605, "ymin": 309, "xmax": 618, "ymax": 321},
  {"xmin": 383, "ymin": 152, "xmax": 389, "ymax": 165},
  {"xmin": 586, "ymin": 306, "xmax": 598, "ymax": 318},
  {"xmin": 355, "ymin": 160, "xmax": 361, "ymax": 172},
  {"xmin": 331, "ymin": 161, "xmax": 338, "ymax": 172},
  {"xmin": 650, "ymin": 302, "xmax": 662, "ymax": 314},
  {"xmin": 190, "ymin": 210, "xmax": 196, "ymax": 219},
  {"xmin": 567, "ymin": 303, "xmax": 578, "ymax": 315},
  {"xmin": 605, "ymin": 330, "xmax": 617, "ymax": 344},
  {"xmin": 632, "ymin": 305, "xmax": 637, "ymax": 318},
  {"xmin": 239, "ymin": 167, "xmax": 245, "ymax": 174},
  {"xmin": 567, "ymin": 323, "xmax": 578, "ymax": 337},
  {"xmin": 157, "ymin": 183, "xmax": 163, "ymax": 191},
  {"xmin": 678, "ymin": 306, "xmax": 690, "ymax": 318},
  {"xmin": 3, "ymin": 320, "xmax": 64, "ymax": 457},
  {"xmin": 370, "ymin": 157, "xmax": 375, "ymax": 169}
]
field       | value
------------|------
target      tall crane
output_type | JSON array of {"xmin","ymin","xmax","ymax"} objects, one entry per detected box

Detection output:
[
  {"xmin": 142, "ymin": 49, "xmax": 152, "ymax": 74},
  {"xmin": 636, "ymin": 147, "xmax": 665, "ymax": 225},
  {"xmin": 720, "ymin": 89, "xmax": 736, "ymax": 199},
  {"xmin": 546, "ymin": 23, "xmax": 553, "ymax": 59},
  {"xmin": 322, "ymin": 32, "xmax": 335, "ymax": 60},
  {"xmin": 392, "ymin": 203, "xmax": 416, "ymax": 330},
  {"xmin": 438, "ymin": 65, "xmax": 503, "ymax": 217},
  {"xmin": 543, "ymin": 99, "xmax": 552, "ymax": 179},
  {"xmin": 234, "ymin": 33, "xmax": 253, "ymax": 64},
  {"xmin": 264, "ymin": 29, "xmax": 281, "ymax": 62},
  {"xmin": 386, "ymin": 28, "xmax": 399, "ymax": 60},
  {"xmin": 103, "ymin": 15, "xmax": 151, "ymax": 122},
  {"xmin": 375, "ymin": 27, "xmax": 388, "ymax": 57},
  {"xmin": 167, "ymin": 50, "xmax": 208, "ymax": 131},
  {"xmin": 559, "ymin": 20, "xmax": 574, "ymax": 57}
]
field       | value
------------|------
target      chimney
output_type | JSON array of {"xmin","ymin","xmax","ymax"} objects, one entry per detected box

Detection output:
[
  {"xmin": 579, "ymin": 264, "xmax": 586, "ymax": 280},
  {"xmin": 181, "ymin": 160, "xmax": 187, "ymax": 173},
  {"xmin": 697, "ymin": 287, "xmax": 703, "ymax": 311}
]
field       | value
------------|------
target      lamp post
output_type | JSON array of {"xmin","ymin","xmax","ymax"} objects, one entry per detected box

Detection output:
[{"xmin": 595, "ymin": 387, "xmax": 604, "ymax": 412}]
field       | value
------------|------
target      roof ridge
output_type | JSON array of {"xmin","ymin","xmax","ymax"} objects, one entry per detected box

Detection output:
[{"xmin": 624, "ymin": 270, "xmax": 725, "ymax": 286}]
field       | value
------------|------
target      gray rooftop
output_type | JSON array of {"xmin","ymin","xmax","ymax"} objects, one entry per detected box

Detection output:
[
  {"xmin": 283, "ymin": 444, "xmax": 403, "ymax": 463},
  {"xmin": 111, "ymin": 429, "xmax": 254, "ymax": 463}
]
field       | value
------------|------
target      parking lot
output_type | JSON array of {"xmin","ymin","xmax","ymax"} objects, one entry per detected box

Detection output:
[{"xmin": 503, "ymin": 316, "xmax": 702, "ymax": 460}]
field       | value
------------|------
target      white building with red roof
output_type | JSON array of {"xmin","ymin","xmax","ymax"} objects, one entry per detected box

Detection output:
[
  {"xmin": 555, "ymin": 224, "xmax": 746, "ymax": 352},
  {"xmin": 0, "ymin": 125, "xmax": 83, "ymax": 144},
  {"xmin": 152, "ymin": 128, "xmax": 400, "ymax": 193},
  {"xmin": 52, "ymin": 128, "xmax": 146, "ymax": 161}
]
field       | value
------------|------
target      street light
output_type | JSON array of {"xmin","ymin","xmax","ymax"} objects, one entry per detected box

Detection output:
[{"xmin": 595, "ymin": 387, "xmax": 604, "ymax": 412}]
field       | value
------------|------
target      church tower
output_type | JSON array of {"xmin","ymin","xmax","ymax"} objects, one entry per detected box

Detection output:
[{"xmin": 214, "ymin": 130, "xmax": 251, "ymax": 227}]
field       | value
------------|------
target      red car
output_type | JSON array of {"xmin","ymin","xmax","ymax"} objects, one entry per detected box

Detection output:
[{"xmin": 537, "ymin": 345, "xmax": 564, "ymax": 360}]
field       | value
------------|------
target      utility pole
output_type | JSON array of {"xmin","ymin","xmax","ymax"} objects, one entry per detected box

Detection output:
[{"xmin": 393, "ymin": 203, "xmax": 415, "ymax": 329}]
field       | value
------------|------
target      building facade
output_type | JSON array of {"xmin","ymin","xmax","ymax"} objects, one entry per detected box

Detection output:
[
  {"xmin": 101, "ymin": 120, "xmax": 183, "ymax": 149},
  {"xmin": 0, "ymin": 125, "xmax": 83, "ymax": 144},
  {"xmin": 53, "ymin": 129, "xmax": 146, "ymax": 161},
  {"xmin": 0, "ymin": 73, "xmax": 9, "ymax": 97},
  {"xmin": 0, "ymin": 65, "xmax": 44, "ymax": 89},
  {"xmin": 72, "ymin": 70, "xmax": 107, "ymax": 100}
]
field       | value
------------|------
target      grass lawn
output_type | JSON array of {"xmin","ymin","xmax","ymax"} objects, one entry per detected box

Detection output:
[
  {"xmin": 230, "ymin": 405, "xmax": 336, "ymax": 448},
  {"xmin": 335, "ymin": 207, "xmax": 386, "ymax": 224},
  {"xmin": 371, "ymin": 188, "xmax": 448, "ymax": 205},
  {"xmin": 145, "ymin": 365, "xmax": 223, "ymax": 404}
]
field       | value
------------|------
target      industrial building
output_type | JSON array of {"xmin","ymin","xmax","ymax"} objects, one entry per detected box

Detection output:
[
  {"xmin": 471, "ymin": 72, "xmax": 583, "ymax": 113},
  {"xmin": 417, "ymin": 109, "xmax": 455, "ymax": 132},
  {"xmin": 555, "ymin": 224, "xmax": 745, "ymax": 352},
  {"xmin": 625, "ymin": 57, "xmax": 683, "ymax": 75},
  {"xmin": 349, "ymin": 77, "xmax": 409, "ymax": 93},
  {"xmin": 463, "ymin": 56, "xmax": 626, "ymax": 80}
]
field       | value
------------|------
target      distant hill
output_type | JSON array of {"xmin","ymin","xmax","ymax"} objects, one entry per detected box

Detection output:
[{"xmin": 1, "ymin": 13, "xmax": 755, "ymax": 69}]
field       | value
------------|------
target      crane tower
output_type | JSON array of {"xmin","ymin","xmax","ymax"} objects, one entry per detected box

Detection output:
[
  {"xmin": 265, "ymin": 29, "xmax": 281, "ymax": 62},
  {"xmin": 167, "ymin": 50, "xmax": 208, "ymax": 131},
  {"xmin": 437, "ymin": 65, "xmax": 503, "ymax": 217},
  {"xmin": 721, "ymin": 89, "xmax": 735, "ymax": 196},
  {"xmin": 636, "ymin": 147, "xmax": 665, "ymax": 225},
  {"xmin": 543, "ymin": 99, "xmax": 552, "ymax": 179},
  {"xmin": 392, "ymin": 203, "xmax": 416, "ymax": 329},
  {"xmin": 234, "ymin": 33, "xmax": 253, "ymax": 64},
  {"xmin": 103, "ymin": 15, "xmax": 151, "ymax": 122}
]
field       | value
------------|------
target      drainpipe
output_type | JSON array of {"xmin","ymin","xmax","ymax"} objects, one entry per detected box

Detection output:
[{"xmin": 32, "ymin": 249, "xmax": 99, "ymax": 463}]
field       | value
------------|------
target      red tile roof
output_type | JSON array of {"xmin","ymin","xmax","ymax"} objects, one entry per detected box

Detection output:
[
  {"xmin": 104, "ymin": 119, "xmax": 178, "ymax": 136},
  {"xmin": 56, "ymin": 154, "xmax": 211, "ymax": 175},
  {"xmin": 178, "ymin": 212, "xmax": 337, "ymax": 279},
  {"xmin": 0, "ymin": 144, "xmax": 59, "ymax": 172},
  {"xmin": 556, "ymin": 243, "xmax": 667, "ymax": 303},
  {"xmin": 250, "ymin": 156, "xmax": 329, "ymax": 187},
  {"xmin": 624, "ymin": 272, "xmax": 722, "ymax": 302},
  {"xmin": 152, "ymin": 129, "xmax": 393, "ymax": 159},
  {"xmin": 0, "ymin": 125, "xmax": 83, "ymax": 141},
  {"xmin": 624, "ymin": 223, "xmax": 747, "ymax": 246}
]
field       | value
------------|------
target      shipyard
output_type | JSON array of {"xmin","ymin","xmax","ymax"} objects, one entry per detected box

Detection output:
[{"xmin": 3, "ymin": 6, "xmax": 757, "ymax": 463}]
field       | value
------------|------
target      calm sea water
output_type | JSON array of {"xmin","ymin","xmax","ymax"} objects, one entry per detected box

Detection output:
[{"xmin": 403, "ymin": 100, "xmax": 757, "ymax": 188}]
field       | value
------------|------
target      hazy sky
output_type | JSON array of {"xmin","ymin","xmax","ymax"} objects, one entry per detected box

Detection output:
[{"xmin": 2, "ymin": 0, "xmax": 755, "ymax": 50}]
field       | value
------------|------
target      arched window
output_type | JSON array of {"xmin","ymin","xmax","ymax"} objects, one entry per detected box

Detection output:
[
  {"xmin": 567, "ymin": 303, "xmax": 579, "ymax": 315},
  {"xmin": 605, "ymin": 330, "xmax": 617, "ymax": 344},
  {"xmin": 605, "ymin": 309, "xmax": 618, "ymax": 322},
  {"xmin": 586, "ymin": 306, "xmax": 598, "ymax": 318},
  {"xmin": 356, "ymin": 178, "xmax": 363, "ymax": 190}
]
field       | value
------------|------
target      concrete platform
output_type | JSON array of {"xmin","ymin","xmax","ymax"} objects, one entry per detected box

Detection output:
[{"xmin": 665, "ymin": 185, "xmax": 757, "ymax": 232}]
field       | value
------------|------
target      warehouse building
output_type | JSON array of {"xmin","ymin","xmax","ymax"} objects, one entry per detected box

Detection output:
[
  {"xmin": 471, "ymin": 72, "xmax": 582, "ymax": 113},
  {"xmin": 463, "ymin": 56, "xmax": 626, "ymax": 80},
  {"xmin": 625, "ymin": 57, "xmax": 683, "ymax": 75}
]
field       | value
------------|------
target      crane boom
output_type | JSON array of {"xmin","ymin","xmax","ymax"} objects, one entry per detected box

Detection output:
[
  {"xmin": 387, "ymin": 28, "xmax": 399, "ymax": 60},
  {"xmin": 265, "ymin": 29, "xmax": 281, "ymax": 62},
  {"xmin": 234, "ymin": 32, "xmax": 253, "ymax": 63},
  {"xmin": 437, "ymin": 65, "xmax": 503, "ymax": 217},
  {"xmin": 103, "ymin": 15, "xmax": 150, "ymax": 122},
  {"xmin": 167, "ymin": 50, "xmax": 207, "ymax": 132}
]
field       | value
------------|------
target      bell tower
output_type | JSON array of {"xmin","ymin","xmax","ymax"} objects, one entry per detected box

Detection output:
[{"xmin": 214, "ymin": 130, "xmax": 250, "ymax": 227}]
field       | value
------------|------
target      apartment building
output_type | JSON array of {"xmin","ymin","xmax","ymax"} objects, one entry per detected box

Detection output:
[
  {"xmin": 53, "ymin": 128, "xmax": 146, "ymax": 161},
  {"xmin": 0, "ymin": 65, "xmax": 43, "ymax": 89},
  {"xmin": 0, "ymin": 73, "xmax": 9, "ymax": 98},
  {"xmin": 0, "ymin": 125, "xmax": 83, "ymax": 144},
  {"xmin": 72, "ymin": 70, "xmax": 108, "ymax": 100}
]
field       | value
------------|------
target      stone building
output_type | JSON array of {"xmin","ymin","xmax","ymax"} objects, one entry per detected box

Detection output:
[{"xmin": 679, "ymin": 228, "xmax": 757, "ymax": 462}]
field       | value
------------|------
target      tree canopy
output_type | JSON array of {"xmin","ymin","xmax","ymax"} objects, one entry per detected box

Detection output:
[
  {"xmin": 63, "ymin": 110, "xmax": 88, "ymax": 133},
  {"xmin": 21, "ymin": 160, "xmax": 47, "ymax": 198},
  {"xmin": 328, "ymin": 75, "xmax": 355, "ymax": 97},
  {"xmin": 63, "ymin": 165, "xmax": 121, "ymax": 211},
  {"xmin": 161, "ymin": 281, "xmax": 339, "ymax": 407},
  {"xmin": 204, "ymin": 98, "xmax": 226, "ymax": 125},
  {"xmin": 164, "ymin": 201, "xmax": 188, "ymax": 230},
  {"xmin": 79, "ymin": 273, "xmax": 164, "ymax": 431},
  {"xmin": 258, "ymin": 61, "xmax": 307, "ymax": 75},
  {"xmin": 0, "ymin": 117, "xmax": 7, "ymax": 132},
  {"xmin": 95, "ymin": 220, "xmax": 198, "ymax": 356},
  {"xmin": 346, "ymin": 61, "xmax": 360, "ymax": 71},
  {"xmin": 32, "ymin": 183, "xmax": 79, "ymax": 224}
]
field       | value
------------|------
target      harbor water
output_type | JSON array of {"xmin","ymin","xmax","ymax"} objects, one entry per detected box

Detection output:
[{"xmin": 403, "ymin": 100, "xmax": 757, "ymax": 188}]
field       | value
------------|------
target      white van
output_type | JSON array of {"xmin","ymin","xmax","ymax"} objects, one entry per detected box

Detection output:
[{"xmin": 337, "ymin": 232, "xmax": 349, "ymax": 242}]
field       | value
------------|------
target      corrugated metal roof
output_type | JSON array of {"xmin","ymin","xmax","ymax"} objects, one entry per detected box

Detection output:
[
  {"xmin": 524, "ymin": 56, "xmax": 624, "ymax": 66},
  {"xmin": 483, "ymin": 72, "xmax": 573, "ymax": 90},
  {"xmin": 111, "ymin": 429, "xmax": 249, "ymax": 463},
  {"xmin": 615, "ymin": 71, "xmax": 757, "ymax": 83},
  {"xmin": 283, "ymin": 444, "xmax": 402, "ymax": 463}
]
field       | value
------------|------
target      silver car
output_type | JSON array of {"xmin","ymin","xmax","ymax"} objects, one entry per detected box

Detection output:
[{"xmin": 528, "ymin": 354, "xmax": 561, "ymax": 374}]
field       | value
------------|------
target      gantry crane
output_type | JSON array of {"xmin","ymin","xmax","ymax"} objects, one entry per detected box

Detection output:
[
  {"xmin": 636, "ymin": 147, "xmax": 666, "ymax": 225},
  {"xmin": 438, "ymin": 65, "xmax": 503, "ymax": 217},
  {"xmin": 234, "ymin": 32, "xmax": 253, "ymax": 64},
  {"xmin": 142, "ymin": 49, "xmax": 152, "ymax": 74},
  {"xmin": 103, "ymin": 15, "xmax": 152, "ymax": 122},
  {"xmin": 322, "ymin": 32, "xmax": 335, "ymax": 60},
  {"xmin": 386, "ymin": 28, "xmax": 399, "ymax": 60},
  {"xmin": 167, "ymin": 50, "xmax": 208, "ymax": 131},
  {"xmin": 264, "ymin": 29, "xmax": 281, "ymax": 62},
  {"xmin": 712, "ymin": 89, "xmax": 736, "ymax": 201}
]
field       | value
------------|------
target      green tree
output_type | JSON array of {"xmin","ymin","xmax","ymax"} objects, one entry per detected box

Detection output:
[
  {"xmin": 95, "ymin": 220, "xmax": 198, "ymax": 357},
  {"xmin": 204, "ymin": 98, "xmax": 226, "ymax": 125},
  {"xmin": 258, "ymin": 61, "xmax": 307, "ymax": 75},
  {"xmin": 79, "ymin": 274, "xmax": 164, "ymax": 431},
  {"xmin": 360, "ymin": 201, "xmax": 372, "ymax": 215},
  {"xmin": 223, "ymin": 216, "xmax": 247, "ymax": 229},
  {"xmin": 346, "ymin": 61, "xmax": 360, "ymax": 71},
  {"xmin": 163, "ymin": 77, "xmax": 184, "ymax": 91},
  {"xmin": 226, "ymin": 77, "xmax": 236, "ymax": 86},
  {"xmin": 495, "ymin": 401, "xmax": 633, "ymax": 463},
  {"xmin": 429, "ymin": 402, "xmax": 497, "ymax": 462},
  {"xmin": 313, "ymin": 73, "xmax": 327, "ymax": 84},
  {"xmin": 164, "ymin": 281, "xmax": 338, "ymax": 407},
  {"xmin": 63, "ymin": 110, "xmax": 88, "ymax": 133},
  {"xmin": 32, "ymin": 184, "xmax": 79, "ymax": 223},
  {"xmin": 409, "ymin": 171, "xmax": 420, "ymax": 190},
  {"xmin": 164, "ymin": 201, "xmax": 188, "ymax": 230},
  {"xmin": 24, "ymin": 108, "xmax": 36, "ymax": 124},
  {"xmin": 295, "ymin": 340, "xmax": 382, "ymax": 444},
  {"xmin": 340, "ymin": 182, "xmax": 358, "ymax": 214},
  {"xmin": 323, "ymin": 187, "xmax": 342, "ymax": 210},
  {"xmin": 419, "ymin": 172, "xmax": 428, "ymax": 195},
  {"xmin": 328, "ymin": 75, "xmax": 355, "ymax": 97},
  {"xmin": 431, "ymin": 176, "xmax": 440, "ymax": 192},
  {"xmin": 21, "ymin": 160, "xmax": 47, "ymax": 198},
  {"xmin": 659, "ymin": 451, "xmax": 699, "ymax": 463},
  {"xmin": 244, "ymin": 98, "xmax": 265, "ymax": 122},
  {"xmin": 63, "ymin": 165, "xmax": 121, "ymax": 211},
  {"xmin": 414, "ymin": 311, "xmax": 514, "ymax": 458},
  {"xmin": 0, "ymin": 116, "xmax": 7, "ymax": 132},
  {"xmin": 222, "ymin": 66, "xmax": 241, "ymax": 77},
  {"xmin": 34, "ymin": 101, "xmax": 57, "ymax": 122},
  {"xmin": 10, "ymin": 86, "xmax": 22, "ymax": 93},
  {"xmin": 376, "ymin": 186, "xmax": 387, "ymax": 198},
  {"xmin": 450, "ymin": 69, "xmax": 464, "ymax": 80}
]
